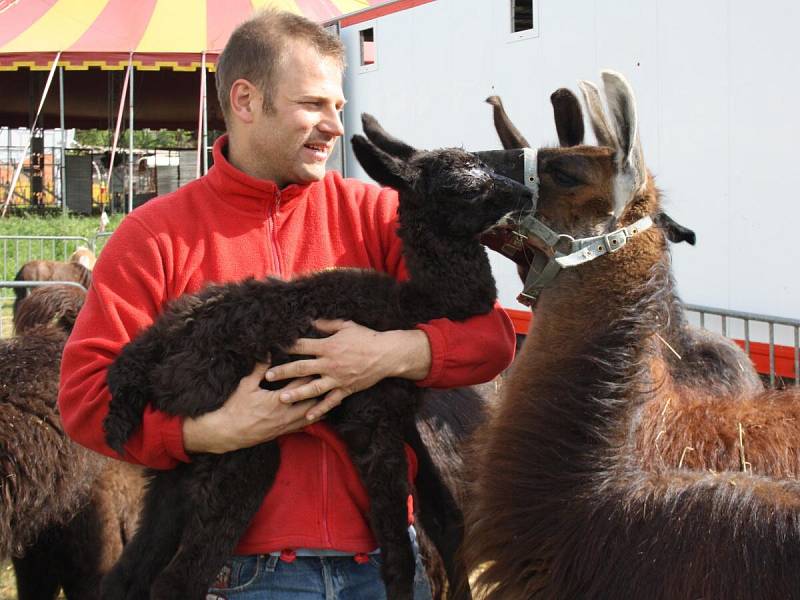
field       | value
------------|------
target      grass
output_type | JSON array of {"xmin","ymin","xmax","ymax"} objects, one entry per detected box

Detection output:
[{"xmin": 0, "ymin": 564, "xmax": 14, "ymax": 600}]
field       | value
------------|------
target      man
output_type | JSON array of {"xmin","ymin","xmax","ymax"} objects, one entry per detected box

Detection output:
[{"xmin": 58, "ymin": 10, "xmax": 515, "ymax": 598}]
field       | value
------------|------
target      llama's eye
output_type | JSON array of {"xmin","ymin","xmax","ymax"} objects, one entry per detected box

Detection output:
[{"xmin": 549, "ymin": 169, "xmax": 583, "ymax": 187}]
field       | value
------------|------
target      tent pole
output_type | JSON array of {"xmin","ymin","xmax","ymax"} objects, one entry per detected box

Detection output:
[
  {"xmin": 203, "ymin": 59, "xmax": 209, "ymax": 175},
  {"xmin": 128, "ymin": 52, "xmax": 134, "ymax": 214},
  {"xmin": 196, "ymin": 52, "xmax": 206, "ymax": 179},
  {"xmin": 105, "ymin": 55, "xmax": 132, "ymax": 210},
  {"xmin": 59, "ymin": 65, "xmax": 66, "ymax": 216},
  {"xmin": 2, "ymin": 51, "xmax": 62, "ymax": 218}
]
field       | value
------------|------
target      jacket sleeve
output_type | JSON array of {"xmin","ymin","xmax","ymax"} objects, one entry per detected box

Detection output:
[
  {"xmin": 373, "ymin": 187, "xmax": 516, "ymax": 388},
  {"xmin": 58, "ymin": 215, "xmax": 190, "ymax": 469}
]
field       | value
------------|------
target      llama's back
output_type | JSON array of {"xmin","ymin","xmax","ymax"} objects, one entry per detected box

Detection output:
[
  {"xmin": 541, "ymin": 468, "xmax": 800, "ymax": 600},
  {"xmin": 673, "ymin": 324, "xmax": 764, "ymax": 396},
  {"xmin": 635, "ymin": 384, "xmax": 800, "ymax": 477}
]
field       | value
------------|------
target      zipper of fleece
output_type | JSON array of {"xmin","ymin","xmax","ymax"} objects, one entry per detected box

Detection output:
[
  {"xmin": 321, "ymin": 438, "xmax": 332, "ymax": 546},
  {"xmin": 267, "ymin": 190, "xmax": 283, "ymax": 276}
]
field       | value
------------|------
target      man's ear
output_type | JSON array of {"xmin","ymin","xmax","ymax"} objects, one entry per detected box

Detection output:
[
  {"xmin": 229, "ymin": 79, "xmax": 260, "ymax": 124},
  {"xmin": 351, "ymin": 134, "xmax": 413, "ymax": 191}
]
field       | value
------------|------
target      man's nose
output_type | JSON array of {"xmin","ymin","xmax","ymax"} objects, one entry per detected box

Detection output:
[{"xmin": 319, "ymin": 108, "xmax": 345, "ymax": 137}]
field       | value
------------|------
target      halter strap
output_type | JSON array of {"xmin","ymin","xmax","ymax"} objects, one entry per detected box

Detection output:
[{"xmin": 517, "ymin": 215, "xmax": 654, "ymax": 305}]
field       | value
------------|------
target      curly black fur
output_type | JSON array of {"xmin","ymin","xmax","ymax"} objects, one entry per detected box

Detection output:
[{"xmin": 100, "ymin": 114, "xmax": 531, "ymax": 600}]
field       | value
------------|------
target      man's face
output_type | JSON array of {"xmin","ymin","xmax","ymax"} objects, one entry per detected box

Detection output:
[{"xmin": 251, "ymin": 42, "xmax": 345, "ymax": 187}]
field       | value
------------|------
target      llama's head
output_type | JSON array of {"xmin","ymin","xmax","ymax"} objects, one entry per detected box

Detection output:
[
  {"xmin": 500, "ymin": 71, "xmax": 669, "ymax": 303},
  {"xmin": 351, "ymin": 114, "xmax": 533, "ymax": 239},
  {"xmin": 533, "ymin": 71, "xmax": 655, "ymax": 239},
  {"xmin": 483, "ymin": 77, "xmax": 694, "ymax": 290}
]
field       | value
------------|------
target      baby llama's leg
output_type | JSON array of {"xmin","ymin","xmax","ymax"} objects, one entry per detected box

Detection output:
[
  {"xmin": 149, "ymin": 443, "xmax": 280, "ymax": 599},
  {"xmin": 337, "ymin": 382, "xmax": 417, "ymax": 600}
]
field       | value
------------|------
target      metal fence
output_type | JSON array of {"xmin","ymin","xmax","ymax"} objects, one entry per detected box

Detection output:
[
  {"xmin": 0, "ymin": 232, "xmax": 113, "ymax": 335},
  {"xmin": 684, "ymin": 303, "xmax": 800, "ymax": 387}
]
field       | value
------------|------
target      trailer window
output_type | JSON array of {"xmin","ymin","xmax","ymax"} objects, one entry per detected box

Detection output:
[
  {"xmin": 360, "ymin": 28, "xmax": 375, "ymax": 66},
  {"xmin": 512, "ymin": 0, "xmax": 534, "ymax": 33}
]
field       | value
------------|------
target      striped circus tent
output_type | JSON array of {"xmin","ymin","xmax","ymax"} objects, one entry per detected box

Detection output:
[
  {"xmin": 0, "ymin": 0, "xmax": 391, "ymax": 130},
  {"xmin": 0, "ymin": 0, "xmax": 385, "ymax": 70}
]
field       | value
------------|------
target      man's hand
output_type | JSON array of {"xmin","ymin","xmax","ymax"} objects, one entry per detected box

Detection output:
[
  {"xmin": 265, "ymin": 319, "xmax": 432, "ymax": 422},
  {"xmin": 182, "ymin": 362, "xmax": 318, "ymax": 454}
]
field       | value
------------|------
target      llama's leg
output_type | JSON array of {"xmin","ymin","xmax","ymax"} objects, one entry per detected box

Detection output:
[
  {"xmin": 100, "ymin": 467, "xmax": 189, "ymax": 600},
  {"xmin": 149, "ymin": 443, "xmax": 280, "ymax": 600},
  {"xmin": 404, "ymin": 423, "xmax": 472, "ymax": 600},
  {"xmin": 337, "ymin": 386, "xmax": 416, "ymax": 600},
  {"xmin": 12, "ymin": 537, "xmax": 62, "ymax": 600}
]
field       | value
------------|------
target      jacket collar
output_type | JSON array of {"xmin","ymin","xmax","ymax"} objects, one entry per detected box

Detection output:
[{"xmin": 205, "ymin": 135, "xmax": 315, "ymax": 214}]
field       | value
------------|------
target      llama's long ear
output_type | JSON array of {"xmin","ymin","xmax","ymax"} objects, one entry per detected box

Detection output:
[
  {"xmin": 550, "ymin": 88, "xmax": 584, "ymax": 147},
  {"xmin": 577, "ymin": 80, "xmax": 617, "ymax": 149},
  {"xmin": 360, "ymin": 113, "xmax": 416, "ymax": 160},
  {"xmin": 602, "ymin": 71, "xmax": 644, "ymax": 172},
  {"xmin": 601, "ymin": 70, "xmax": 646, "ymax": 193},
  {"xmin": 351, "ymin": 134, "xmax": 413, "ymax": 191},
  {"xmin": 486, "ymin": 95, "xmax": 530, "ymax": 149},
  {"xmin": 654, "ymin": 212, "xmax": 697, "ymax": 246}
]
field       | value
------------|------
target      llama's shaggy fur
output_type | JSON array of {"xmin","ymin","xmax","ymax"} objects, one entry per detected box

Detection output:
[
  {"xmin": 466, "ymin": 73, "xmax": 800, "ymax": 599},
  {"xmin": 101, "ymin": 114, "xmax": 531, "ymax": 600},
  {"xmin": 414, "ymin": 386, "xmax": 495, "ymax": 600},
  {"xmin": 1, "ymin": 286, "xmax": 144, "ymax": 600}
]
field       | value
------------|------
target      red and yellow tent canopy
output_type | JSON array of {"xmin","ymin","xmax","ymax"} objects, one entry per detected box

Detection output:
[
  {"xmin": 0, "ymin": 0, "xmax": 389, "ymax": 129},
  {"xmin": 0, "ymin": 0, "xmax": 385, "ymax": 70}
]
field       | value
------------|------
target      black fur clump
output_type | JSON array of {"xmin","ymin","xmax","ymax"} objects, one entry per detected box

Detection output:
[{"xmin": 101, "ymin": 113, "xmax": 531, "ymax": 600}]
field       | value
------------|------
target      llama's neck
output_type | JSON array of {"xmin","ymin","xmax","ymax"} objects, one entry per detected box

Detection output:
[
  {"xmin": 510, "ymin": 227, "xmax": 682, "ymax": 477},
  {"xmin": 396, "ymin": 213, "xmax": 497, "ymax": 324}
]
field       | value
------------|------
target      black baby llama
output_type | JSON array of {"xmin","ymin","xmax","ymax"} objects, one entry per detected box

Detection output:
[
  {"xmin": 1, "ymin": 285, "xmax": 144, "ymax": 600},
  {"xmin": 465, "ymin": 71, "xmax": 800, "ymax": 599},
  {"xmin": 101, "ymin": 114, "xmax": 532, "ymax": 600}
]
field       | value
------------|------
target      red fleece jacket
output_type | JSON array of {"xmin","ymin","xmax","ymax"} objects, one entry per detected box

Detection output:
[{"xmin": 58, "ymin": 136, "xmax": 515, "ymax": 554}]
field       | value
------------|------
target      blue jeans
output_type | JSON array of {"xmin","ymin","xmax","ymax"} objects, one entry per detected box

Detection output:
[{"xmin": 207, "ymin": 530, "xmax": 433, "ymax": 599}]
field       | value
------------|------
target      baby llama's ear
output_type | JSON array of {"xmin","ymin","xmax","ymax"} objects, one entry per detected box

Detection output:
[
  {"xmin": 360, "ymin": 113, "xmax": 416, "ymax": 160},
  {"xmin": 351, "ymin": 134, "xmax": 414, "ymax": 191}
]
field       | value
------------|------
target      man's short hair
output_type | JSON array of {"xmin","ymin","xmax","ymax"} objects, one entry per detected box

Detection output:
[{"xmin": 215, "ymin": 10, "xmax": 345, "ymax": 123}]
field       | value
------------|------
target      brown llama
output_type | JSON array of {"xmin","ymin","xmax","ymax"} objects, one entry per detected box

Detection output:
[
  {"xmin": 13, "ymin": 259, "xmax": 92, "ymax": 317},
  {"xmin": 465, "ymin": 71, "xmax": 800, "ymax": 600},
  {"xmin": 2, "ymin": 285, "xmax": 144, "ymax": 600},
  {"xmin": 68, "ymin": 246, "xmax": 97, "ymax": 270}
]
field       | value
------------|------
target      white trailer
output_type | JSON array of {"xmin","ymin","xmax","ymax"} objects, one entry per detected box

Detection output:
[{"xmin": 327, "ymin": 0, "xmax": 799, "ymax": 380}]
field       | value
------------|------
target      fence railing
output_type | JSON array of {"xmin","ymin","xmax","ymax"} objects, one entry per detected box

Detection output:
[
  {"xmin": 0, "ymin": 231, "xmax": 114, "ymax": 281},
  {"xmin": 684, "ymin": 303, "xmax": 800, "ymax": 387},
  {"xmin": 0, "ymin": 235, "xmax": 91, "ymax": 286}
]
